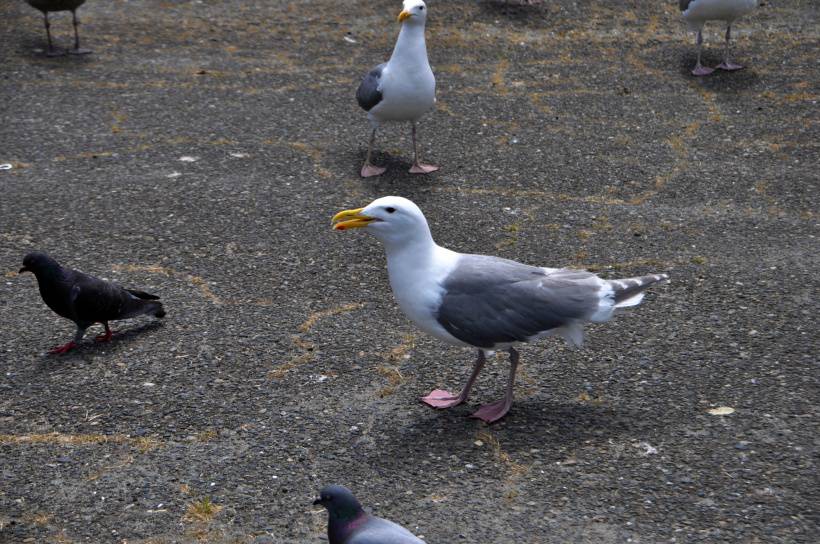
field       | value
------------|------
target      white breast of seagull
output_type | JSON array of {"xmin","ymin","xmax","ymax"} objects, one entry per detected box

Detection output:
[
  {"xmin": 385, "ymin": 242, "xmax": 465, "ymax": 346},
  {"xmin": 682, "ymin": 0, "xmax": 757, "ymax": 24},
  {"xmin": 369, "ymin": 22, "xmax": 435, "ymax": 123}
]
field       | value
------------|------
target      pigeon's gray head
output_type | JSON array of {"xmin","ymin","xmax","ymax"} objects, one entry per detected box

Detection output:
[
  {"xmin": 331, "ymin": 196, "xmax": 433, "ymax": 249},
  {"xmin": 20, "ymin": 252, "xmax": 61, "ymax": 275},
  {"xmin": 313, "ymin": 485, "xmax": 364, "ymax": 521},
  {"xmin": 398, "ymin": 0, "xmax": 428, "ymax": 25}
]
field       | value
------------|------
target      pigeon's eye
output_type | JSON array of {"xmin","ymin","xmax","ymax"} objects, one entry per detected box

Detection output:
[{"xmin": 386, "ymin": 207, "xmax": 396, "ymax": 214}]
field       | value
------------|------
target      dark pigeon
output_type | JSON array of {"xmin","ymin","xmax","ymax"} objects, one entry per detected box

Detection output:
[
  {"xmin": 19, "ymin": 252, "xmax": 165, "ymax": 354},
  {"xmin": 313, "ymin": 485, "xmax": 424, "ymax": 544},
  {"xmin": 26, "ymin": 0, "xmax": 91, "ymax": 57}
]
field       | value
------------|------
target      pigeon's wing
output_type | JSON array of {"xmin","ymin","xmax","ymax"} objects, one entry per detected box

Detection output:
[
  {"xmin": 67, "ymin": 270, "xmax": 158, "ymax": 323},
  {"xmin": 356, "ymin": 63, "xmax": 386, "ymax": 112},
  {"xmin": 435, "ymin": 255, "xmax": 606, "ymax": 348},
  {"xmin": 125, "ymin": 288, "xmax": 160, "ymax": 300},
  {"xmin": 348, "ymin": 516, "xmax": 423, "ymax": 544}
]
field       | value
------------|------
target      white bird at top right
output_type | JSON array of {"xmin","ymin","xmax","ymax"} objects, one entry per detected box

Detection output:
[{"xmin": 680, "ymin": 0, "xmax": 758, "ymax": 76}]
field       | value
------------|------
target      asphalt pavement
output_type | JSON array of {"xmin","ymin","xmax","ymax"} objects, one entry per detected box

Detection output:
[{"xmin": 0, "ymin": 1, "xmax": 817, "ymax": 542}]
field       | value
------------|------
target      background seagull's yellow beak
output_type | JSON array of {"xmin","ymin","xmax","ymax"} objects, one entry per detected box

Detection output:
[
  {"xmin": 397, "ymin": 10, "xmax": 412, "ymax": 23},
  {"xmin": 331, "ymin": 208, "xmax": 375, "ymax": 230}
]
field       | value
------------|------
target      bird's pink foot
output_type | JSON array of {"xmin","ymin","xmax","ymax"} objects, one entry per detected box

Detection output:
[
  {"xmin": 716, "ymin": 61, "xmax": 744, "ymax": 71},
  {"xmin": 68, "ymin": 48, "xmax": 92, "ymax": 56},
  {"xmin": 409, "ymin": 163, "xmax": 439, "ymax": 174},
  {"xmin": 95, "ymin": 330, "xmax": 114, "ymax": 342},
  {"xmin": 470, "ymin": 398, "xmax": 512, "ymax": 423},
  {"xmin": 691, "ymin": 65, "xmax": 715, "ymax": 76},
  {"xmin": 49, "ymin": 341, "xmax": 77, "ymax": 355},
  {"xmin": 360, "ymin": 164, "xmax": 386, "ymax": 178},
  {"xmin": 421, "ymin": 389, "xmax": 464, "ymax": 409}
]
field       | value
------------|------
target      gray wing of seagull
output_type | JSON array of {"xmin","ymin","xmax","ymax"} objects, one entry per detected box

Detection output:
[
  {"xmin": 356, "ymin": 63, "xmax": 386, "ymax": 112},
  {"xmin": 435, "ymin": 255, "xmax": 603, "ymax": 349},
  {"xmin": 435, "ymin": 255, "xmax": 667, "ymax": 349}
]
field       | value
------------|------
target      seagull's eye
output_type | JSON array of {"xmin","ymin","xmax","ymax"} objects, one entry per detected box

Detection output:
[{"xmin": 386, "ymin": 207, "xmax": 396, "ymax": 214}]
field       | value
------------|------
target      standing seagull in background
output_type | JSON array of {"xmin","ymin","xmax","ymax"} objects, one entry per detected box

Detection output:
[
  {"xmin": 356, "ymin": 0, "xmax": 438, "ymax": 177},
  {"xmin": 333, "ymin": 197, "xmax": 669, "ymax": 423},
  {"xmin": 19, "ymin": 252, "xmax": 165, "ymax": 354},
  {"xmin": 680, "ymin": 0, "xmax": 757, "ymax": 76},
  {"xmin": 314, "ymin": 485, "xmax": 424, "ymax": 544},
  {"xmin": 26, "ymin": 0, "xmax": 91, "ymax": 57}
]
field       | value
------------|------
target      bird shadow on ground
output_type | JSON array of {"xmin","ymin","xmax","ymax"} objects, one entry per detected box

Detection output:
[
  {"xmin": 370, "ymin": 398, "xmax": 642, "ymax": 463},
  {"xmin": 676, "ymin": 51, "xmax": 761, "ymax": 92},
  {"xmin": 14, "ymin": 36, "xmax": 95, "ymax": 66},
  {"xmin": 31, "ymin": 320, "xmax": 165, "ymax": 368}
]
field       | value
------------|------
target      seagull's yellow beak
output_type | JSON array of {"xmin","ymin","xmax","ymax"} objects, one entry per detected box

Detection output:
[
  {"xmin": 331, "ymin": 207, "xmax": 376, "ymax": 231},
  {"xmin": 397, "ymin": 10, "xmax": 412, "ymax": 23}
]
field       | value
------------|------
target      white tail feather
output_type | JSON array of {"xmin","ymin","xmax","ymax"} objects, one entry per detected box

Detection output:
[{"xmin": 614, "ymin": 292, "xmax": 645, "ymax": 308}]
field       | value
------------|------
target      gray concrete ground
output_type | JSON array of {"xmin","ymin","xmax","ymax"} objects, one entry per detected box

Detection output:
[{"xmin": 1, "ymin": 0, "xmax": 818, "ymax": 542}]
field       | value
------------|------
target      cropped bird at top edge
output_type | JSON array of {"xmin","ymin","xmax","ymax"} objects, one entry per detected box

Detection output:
[
  {"xmin": 332, "ymin": 197, "xmax": 669, "ymax": 423},
  {"xmin": 680, "ymin": 0, "xmax": 757, "ymax": 76},
  {"xmin": 26, "ymin": 0, "xmax": 92, "ymax": 57},
  {"xmin": 19, "ymin": 252, "xmax": 165, "ymax": 354},
  {"xmin": 314, "ymin": 485, "xmax": 424, "ymax": 544},
  {"xmin": 355, "ymin": 0, "xmax": 438, "ymax": 178}
]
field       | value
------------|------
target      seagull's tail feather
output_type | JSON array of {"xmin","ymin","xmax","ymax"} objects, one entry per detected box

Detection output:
[{"xmin": 609, "ymin": 273, "xmax": 669, "ymax": 308}]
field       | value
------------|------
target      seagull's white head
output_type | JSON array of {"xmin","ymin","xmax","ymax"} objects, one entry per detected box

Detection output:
[
  {"xmin": 397, "ymin": 0, "xmax": 428, "ymax": 25},
  {"xmin": 332, "ymin": 196, "xmax": 433, "ymax": 248}
]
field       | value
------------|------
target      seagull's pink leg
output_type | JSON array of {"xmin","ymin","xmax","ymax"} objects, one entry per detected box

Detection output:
[
  {"xmin": 409, "ymin": 122, "xmax": 439, "ymax": 174},
  {"xmin": 692, "ymin": 29, "xmax": 715, "ymax": 76},
  {"xmin": 470, "ymin": 347, "xmax": 519, "ymax": 423},
  {"xmin": 361, "ymin": 128, "xmax": 386, "ymax": 177},
  {"xmin": 716, "ymin": 24, "xmax": 744, "ymax": 71},
  {"xmin": 95, "ymin": 322, "xmax": 113, "ymax": 342},
  {"xmin": 422, "ymin": 351, "xmax": 485, "ymax": 408}
]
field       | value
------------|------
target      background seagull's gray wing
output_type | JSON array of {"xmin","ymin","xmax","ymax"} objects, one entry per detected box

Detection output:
[
  {"xmin": 356, "ymin": 63, "xmax": 386, "ymax": 112},
  {"xmin": 435, "ymin": 255, "xmax": 604, "ymax": 349}
]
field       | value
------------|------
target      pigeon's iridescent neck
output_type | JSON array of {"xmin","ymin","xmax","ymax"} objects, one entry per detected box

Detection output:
[{"xmin": 328, "ymin": 512, "xmax": 367, "ymax": 544}]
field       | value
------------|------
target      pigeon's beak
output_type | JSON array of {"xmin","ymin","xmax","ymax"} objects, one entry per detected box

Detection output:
[
  {"xmin": 18, "ymin": 266, "xmax": 30, "ymax": 273},
  {"xmin": 331, "ymin": 208, "xmax": 377, "ymax": 231},
  {"xmin": 397, "ymin": 10, "xmax": 412, "ymax": 22},
  {"xmin": 312, "ymin": 497, "xmax": 323, "ymax": 506}
]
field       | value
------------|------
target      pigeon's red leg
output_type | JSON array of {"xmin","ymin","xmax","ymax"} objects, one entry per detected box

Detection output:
[
  {"xmin": 422, "ymin": 350, "xmax": 486, "ymax": 409},
  {"xmin": 95, "ymin": 322, "xmax": 113, "ymax": 342},
  {"xmin": 68, "ymin": 9, "xmax": 92, "ymax": 55},
  {"xmin": 470, "ymin": 347, "xmax": 519, "ymax": 423},
  {"xmin": 49, "ymin": 341, "xmax": 77, "ymax": 355}
]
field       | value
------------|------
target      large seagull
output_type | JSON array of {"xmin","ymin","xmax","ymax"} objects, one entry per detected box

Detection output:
[{"xmin": 332, "ymin": 197, "xmax": 669, "ymax": 422}]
